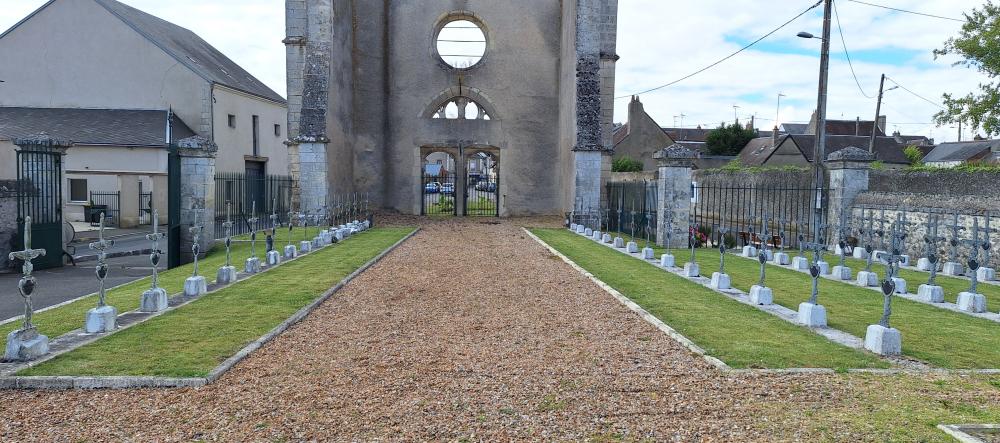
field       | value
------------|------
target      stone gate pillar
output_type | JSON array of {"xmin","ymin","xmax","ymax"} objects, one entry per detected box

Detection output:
[
  {"xmin": 655, "ymin": 145, "xmax": 697, "ymax": 248},
  {"xmin": 290, "ymin": 136, "xmax": 329, "ymax": 214},
  {"xmin": 826, "ymin": 146, "xmax": 873, "ymax": 230},
  {"xmin": 176, "ymin": 136, "xmax": 216, "ymax": 264}
]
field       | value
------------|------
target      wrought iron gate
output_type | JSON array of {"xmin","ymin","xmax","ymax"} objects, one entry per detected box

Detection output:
[
  {"xmin": 167, "ymin": 145, "xmax": 181, "ymax": 269},
  {"xmin": 89, "ymin": 191, "xmax": 120, "ymax": 227},
  {"xmin": 464, "ymin": 172, "xmax": 498, "ymax": 217},
  {"xmin": 421, "ymin": 173, "xmax": 457, "ymax": 216},
  {"xmin": 139, "ymin": 191, "xmax": 153, "ymax": 225},
  {"xmin": 16, "ymin": 146, "xmax": 64, "ymax": 269},
  {"xmin": 604, "ymin": 180, "xmax": 658, "ymax": 242}
]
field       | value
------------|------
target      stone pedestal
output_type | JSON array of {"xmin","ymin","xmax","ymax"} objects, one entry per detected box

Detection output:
[
  {"xmin": 216, "ymin": 266, "xmax": 238, "ymax": 285},
  {"xmin": 569, "ymin": 223, "xmax": 577, "ymax": 231},
  {"xmin": 683, "ymin": 262, "xmax": 700, "ymax": 277},
  {"xmin": 891, "ymin": 277, "xmax": 907, "ymax": 294},
  {"xmin": 245, "ymin": 257, "xmax": 262, "ymax": 274},
  {"xmin": 267, "ymin": 251, "xmax": 281, "ymax": 266},
  {"xmin": 817, "ymin": 261, "xmax": 831, "ymax": 275},
  {"xmin": 184, "ymin": 276, "xmax": 207, "ymax": 297},
  {"xmin": 711, "ymin": 272, "xmax": 731, "ymax": 290},
  {"xmin": 284, "ymin": 245, "xmax": 298, "ymax": 259},
  {"xmin": 792, "ymin": 256, "xmax": 810, "ymax": 270},
  {"xmin": 873, "ymin": 250, "xmax": 888, "ymax": 264},
  {"xmin": 299, "ymin": 240, "xmax": 312, "ymax": 253},
  {"xmin": 762, "ymin": 249, "xmax": 774, "ymax": 261},
  {"xmin": 626, "ymin": 241, "xmax": 639, "ymax": 253},
  {"xmin": 742, "ymin": 246, "xmax": 757, "ymax": 258},
  {"xmin": 853, "ymin": 248, "xmax": 869, "ymax": 260},
  {"xmin": 641, "ymin": 247, "xmax": 655, "ymax": 260},
  {"xmin": 942, "ymin": 262, "xmax": 964, "ymax": 276},
  {"xmin": 749, "ymin": 285, "xmax": 773, "ymax": 305},
  {"xmin": 84, "ymin": 305, "xmax": 118, "ymax": 333},
  {"xmin": 916, "ymin": 257, "xmax": 939, "ymax": 272},
  {"xmin": 585, "ymin": 228, "xmax": 594, "ymax": 237},
  {"xmin": 613, "ymin": 237, "xmax": 625, "ymax": 249},
  {"xmin": 832, "ymin": 265, "xmax": 852, "ymax": 280},
  {"xmin": 602, "ymin": 233, "xmax": 613, "ymax": 244},
  {"xmin": 575, "ymin": 225, "xmax": 586, "ymax": 234},
  {"xmin": 864, "ymin": 325, "xmax": 902, "ymax": 356},
  {"xmin": 978, "ymin": 267, "xmax": 997, "ymax": 282},
  {"xmin": 312, "ymin": 236, "xmax": 324, "ymax": 249},
  {"xmin": 957, "ymin": 292, "xmax": 987, "ymax": 313},
  {"xmin": 856, "ymin": 271, "xmax": 878, "ymax": 287},
  {"xmin": 660, "ymin": 254, "xmax": 675, "ymax": 268},
  {"xmin": 4, "ymin": 328, "xmax": 49, "ymax": 361},
  {"xmin": 797, "ymin": 302, "xmax": 827, "ymax": 327},
  {"xmin": 334, "ymin": 230, "xmax": 345, "ymax": 242},
  {"xmin": 592, "ymin": 230, "xmax": 602, "ymax": 241},
  {"xmin": 774, "ymin": 252, "xmax": 791, "ymax": 265},
  {"xmin": 139, "ymin": 287, "xmax": 168, "ymax": 313},
  {"xmin": 900, "ymin": 255, "xmax": 911, "ymax": 266},
  {"xmin": 917, "ymin": 284, "xmax": 944, "ymax": 303}
]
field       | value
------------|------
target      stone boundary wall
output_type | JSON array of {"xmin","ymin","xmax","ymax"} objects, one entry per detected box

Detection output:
[{"xmin": 0, "ymin": 195, "xmax": 16, "ymax": 272}]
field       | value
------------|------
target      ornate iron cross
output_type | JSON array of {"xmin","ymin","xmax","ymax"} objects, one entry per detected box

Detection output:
[
  {"xmin": 189, "ymin": 209, "xmax": 204, "ymax": 278},
  {"xmin": 9, "ymin": 216, "xmax": 46, "ymax": 330},
  {"xmin": 222, "ymin": 203, "xmax": 234, "ymax": 267},
  {"xmin": 945, "ymin": 211, "xmax": 965, "ymax": 263},
  {"xmin": 801, "ymin": 237, "xmax": 828, "ymax": 305},
  {"xmin": 89, "ymin": 213, "xmax": 116, "ymax": 307},
  {"xmin": 146, "ymin": 210, "xmax": 165, "ymax": 290},
  {"xmin": 287, "ymin": 211, "xmax": 296, "ymax": 247},
  {"xmin": 299, "ymin": 211, "xmax": 309, "ymax": 241},
  {"xmin": 963, "ymin": 216, "xmax": 984, "ymax": 294},
  {"xmin": 859, "ymin": 209, "xmax": 877, "ymax": 272},
  {"xmin": 835, "ymin": 213, "xmax": 852, "ymax": 268},
  {"xmin": 716, "ymin": 225, "xmax": 731, "ymax": 274},
  {"xmin": 758, "ymin": 216, "xmax": 771, "ymax": 287},
  {"xmin": 977, "ymin": 212, "xmax": 997, "ymax": 269},
  {"xmin": 248, "ymin": 201, "xmax": 259, "ymax": 259},
  {"xmin": 923, "ymin": 212, "xmax": 945, "ymax": 286}
]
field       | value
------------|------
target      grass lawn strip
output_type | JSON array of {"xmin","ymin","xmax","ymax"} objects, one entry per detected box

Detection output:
[
  {"xmin": 17, "ymin": 227, "xmax": 414, "ymax": 378},
  {"xmin": 532, "ymin": 229, "xmax": 885, "ymax": 370},
  {"xmin": 840, "ymin": 255, "xmax": 999, "ymax": 312},
  {"xmin": 0, "ymin": 227, "xmax": 326, "ymax": 340}
]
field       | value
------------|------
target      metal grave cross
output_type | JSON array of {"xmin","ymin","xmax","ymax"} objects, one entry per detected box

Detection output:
[
  {"xmin": 945, "ymin": 210, "xmax": 966, "ymax": 264},
  {"xmin": 9, "ymin": 216, "xmax": 47, "ymax": 330},
  {"xmin": 963, "ymin": 216, "xmax": 984, "ymax": 294},
  {"xmin": 300, "ymin": 211, "xmax": 309, "ymax": 241},
  {"xmin": 801, "ymin": 234, "xmax": 829, "ymax": 305},
  {"xmin": 776, "ymin": 218, "xmax": 787, "ymax": 254},
  {"xmin": 247, "ymin": 201, "xmax": 259, "ymax": 259},
  {"xmin": 757, "ymin": 216, "xmax": 772, "ymax": 287},
  {"xmin": 222, "ymin": 203, "xmax": 234, "ymax": 267},
  {"xmin": 287, "ymin": 211, "xmax": 296, "ymax": 247},
  {"xmin": 146, "ymin": 210, "xmax": 165, "ymax": 290},
  {"xmin": 923, "ymin": 212, "xmax": 946, "ymax": 286},
  {"xmin": 716, "ymin": 225, "xmax": 731, "ymax": 274},
  {"xmin": 835, "ymin": 212, "xmax": 852, "ymax": 268},
  {"xmin": 689, "ymin": 220, "xmax": 699, "ymax": 264},
  {"xmin": 976, "ymin": 212, "xmax": 997, "ymax": 269},
  {"xmin": 878, "ymin": 216, "xmax": 909, "ymax": 328},
  {"xmin": 859, "ymin": 209, "xmax": 877, "ymax": 272},
  {"xmin": 188, "ymin": 209, "xmax": 205, "ymax": 278},
  {"xmin": 629, "ymin": 198, "xmax": 638, "ymax": 240},
  {"xmin": 89, "ymin": 213, "xmax": 116, "ymax": 307},
  {"xmin": 269, "ymin": 199, "xmax": 280, "ymax": 252},
  {"xmin": 876, "ymin": 208, "xmax": 888, "ymax": 252}
]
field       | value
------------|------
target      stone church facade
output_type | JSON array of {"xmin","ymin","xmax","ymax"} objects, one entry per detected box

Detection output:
[{"xmin": 284, "ymin": 0, "xmax": 619, "ymax": 216}]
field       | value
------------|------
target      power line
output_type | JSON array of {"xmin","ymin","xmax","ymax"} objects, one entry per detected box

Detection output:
[
  {"xmin": 615, "ymin": 0, "xmax": 823, "ymax": 99},
  {"xmin": 846, "ymin": 0, "xmax": 964, "ymax": 22},
  {"xmin": 834, "ymin": 0, "xmax": 876, "ymax": 99},
  {"xmin": 885, "ymin": 76, "xmax": 946, "ymax": 109}
]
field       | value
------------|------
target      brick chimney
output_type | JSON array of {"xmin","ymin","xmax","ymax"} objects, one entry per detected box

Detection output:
[{"xmin": 772, "ymin": 126, "xmax": 780, "ymax": 148}]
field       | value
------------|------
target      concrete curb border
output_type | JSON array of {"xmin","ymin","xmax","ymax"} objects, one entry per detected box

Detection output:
[
  {"xmin": 0, "ymin": 227, "xmax": 419, "ymax": 390},
  {"xmin": 522, "ymin": 228, "xmax": 731, "ymax": 372}
]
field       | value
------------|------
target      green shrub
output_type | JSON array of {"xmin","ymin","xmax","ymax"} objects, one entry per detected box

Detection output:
[
  {"xmin": 904, "ymin": 145, "xmax": 924, "ymax": 167},
  {"xmin": 612, "ymin": 155, "xmax": 644, "ymax": 172}
]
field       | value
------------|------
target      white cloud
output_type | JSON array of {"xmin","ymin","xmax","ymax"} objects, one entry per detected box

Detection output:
[{"xmin": 0, "ymin": 0, "xmax": 990, "ymax": 142}]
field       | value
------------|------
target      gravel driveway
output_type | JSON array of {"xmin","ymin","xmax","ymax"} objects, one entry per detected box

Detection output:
[{"xmin": 0, "ymin": 218, "xmax": 989, "ymax": 441}]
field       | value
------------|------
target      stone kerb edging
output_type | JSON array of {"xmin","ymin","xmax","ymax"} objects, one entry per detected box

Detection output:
[
  {"xmin": 521, "ymin": 228, "xmax": 732, "ymax": 372},
  {"xmin": 0, "ymin": 228, "xmax": 419, "ymax": 390},
  {"xmin": 549, "ymin": 227, "xmax": 1000, "ymax": 375},
  {"xmin": 729, "ymin": 252, "xmax": 1000, "ymax": 324}
]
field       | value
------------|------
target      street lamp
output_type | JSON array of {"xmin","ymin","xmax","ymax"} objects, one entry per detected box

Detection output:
[
  {"xmin": 776, "ymin": 93, "xmax": 786, "ymax": 126},
  {"xmin": 798, "ymin": 0, "xmax": 833, "ymax": 244}
]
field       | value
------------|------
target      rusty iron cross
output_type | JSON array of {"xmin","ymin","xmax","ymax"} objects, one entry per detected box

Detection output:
[{"xmin": 9, "ymin": 216, "xmax": 46, "ymax": 330}]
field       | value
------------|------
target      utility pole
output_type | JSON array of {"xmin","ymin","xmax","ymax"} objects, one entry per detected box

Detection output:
[
  {"xmin": 776, "ymin": 93, "xmax": 786, "ymax": 126},
  {"xmin": 958, "ymin": 121, "xmax": 963, "ymax": 142},
  {"xmin": 811, "ymin": 0, "xmax": 833, "ymax": 243},
  {"xmin": 869, "ymin": 74, "xmax": 886, "ymax": 153},
  {"xmin": 733, "ymin": 105, "xmax": 741, "ymax": 125}
]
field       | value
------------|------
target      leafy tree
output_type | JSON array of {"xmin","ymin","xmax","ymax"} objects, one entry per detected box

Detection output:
[
  {"xmin": 705, "ymin": 123, "xmax": 757, "ymax": 156},
  {"xmin": 612, "ymin": 155, "xmax": 644, "ymax": 172},
  {"xmin": 903, "ymin": 145, "xmax": 924, "ymax": 166},
  {"xmin": 934, "ymin": 1, "xmax": 1000, "ymax": 135}
]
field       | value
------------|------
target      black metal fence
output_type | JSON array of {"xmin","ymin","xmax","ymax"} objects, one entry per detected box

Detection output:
[
  {"xmin": 89, "ymin": 191, "xmax": 121, "ymax": 227},
  {"xmin": 214, "ymin": 172, "xmax": 293, "ymax": 237},
  {"xmin": 421, "ymin": 173, "xmax": 457, "ymax": 216},
  {"xmin": 604, "ymin": 180, "xmax": 658, "ymax": 242},
  {"xmin": 15, "ymin": 146, "xmax": 64, "ymax": 269},
  {"xmin": 139, "ymin": 191, "xmax": 153, "ymax": 225},
  {"xmin": 465, "ymin": 173, "xmax": 498, "ymax": 217},
  {"xmin": 691, "ymin": 183, "xmax": 824, "ymax": 250}
]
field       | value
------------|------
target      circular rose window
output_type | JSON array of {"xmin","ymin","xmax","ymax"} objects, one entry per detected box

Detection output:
[{"xmin": 436, "ymin": 19, "xmax": 487, "ymax": 69}]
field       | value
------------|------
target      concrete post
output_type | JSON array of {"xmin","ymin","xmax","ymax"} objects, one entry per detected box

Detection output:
[
  {"xmin": 291, "ymin": 137, "xmax": 329, "ymax": 214},
  {"xmin": 654, "ymin": 145, "xmax": 697, "ymax": 249},
  {"xmin": 176, "ymin": 136, "xmax": 217, "ymax": 264},
  {"xmin": 118, "ymin": 176, "xmax": 139, "ymax": 228},
  {"xmin": 826, "ymin": 146, "xmax": 874, "ymax": 231}
]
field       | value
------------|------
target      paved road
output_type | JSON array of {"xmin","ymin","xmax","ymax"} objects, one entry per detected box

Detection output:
[{"xmin": 0, "ymin": 254, "xmax": 164, "ymax": 322}]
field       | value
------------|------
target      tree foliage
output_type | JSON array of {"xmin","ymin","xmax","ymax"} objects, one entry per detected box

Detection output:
[
  {"xmin": 612, "ymin": 155, "xmax": 644, "ymax": 172},
  {"xmin": 934, "ymin": 1, "xmax": 1000, "ymax": 135},
  {"xmin": 705, "ymin": 123, "xmax": 757, "ymax": 156},
  {"xmin": 903, "ymin": 145, "xmax": 924, "ymax": 166}
]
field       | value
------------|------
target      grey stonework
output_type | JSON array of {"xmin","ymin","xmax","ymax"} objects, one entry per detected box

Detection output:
[
  {"xmin": 286, "ymin": 1, "xmax": 618, "ymax": 216},
  {"xmin": 826, "ymin": 147, "xmax": 874, "ymax": 238},
  {"xmin": 176, "ymin": 136, "xmax": 217, "ymax": 264},
  {"xmin": 655, "ymin": 145, "xmax": 696, "ymax": 249}
]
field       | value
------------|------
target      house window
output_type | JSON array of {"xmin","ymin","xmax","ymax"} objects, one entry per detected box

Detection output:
[
  {"xmin": 252, "ymin": 115, "xmax": 260, "ymax": 156},
  {"xmin": 69, "ymin": 179, "xmax": 88, "ymax": 202},
  {"xmin": 435, "ymin": 19, "xmax": 487, "ymax": 69},
  {"xmin": 228, "ymin": 114, "xmax": 236, "ymax": 128},
  {"xmin": 274, "ymin": 124, "xmax": 281, "ymax": 137}
]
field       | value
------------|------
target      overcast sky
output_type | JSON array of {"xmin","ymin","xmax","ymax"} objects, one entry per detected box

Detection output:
[{"xmin": 1, "ymin": 0, "xmax": 988, "ymax": 142}]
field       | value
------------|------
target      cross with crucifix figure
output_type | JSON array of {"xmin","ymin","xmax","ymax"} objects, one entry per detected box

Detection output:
[
  {"xmin": 222, "ymin": 203, "xmax": 234, "ymax": 267},
  {"xmin": 715, "ymin": 225, "xmax": 731, "ymax": 274},
  {"xmin": 146, "ymin": 210, "xmax": 165, "ymax": 291},
  {"xmin": 90, "ymin": 213, "xmax": 116, "ymax": 307},
  {"xmin": 287, "ymin": 210, "xmax": 296, "ymax": 247},
  {"xmin": 247, "ymin": 201, "xmax": 259, "ymax": 259},
  {"xmin": 188, "ymin": 209, "xmax": 204, "ymax": 278},
  {"xmin": 801, "ymin": 235, "xmax": 829, "ymax": 305},
  {"xmin": 922, "ymin": 211, "xmax": 946, "ymax": 285},
  {"xmin": 945, "ymin": 210, "xmax": 966, "ymax": 264},
  {"xmin": 9, "ymin": 216, "xmax": 46, "ymax": 330},
  {"xmin": 963, "ymin": 216, "xmax": 984, "ymax": 294}
]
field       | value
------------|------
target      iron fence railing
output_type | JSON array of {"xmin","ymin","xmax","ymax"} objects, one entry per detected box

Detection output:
[
  {"xmin": 89, "ymin": 191, "xmax": 121, "ymax": 227},
  {"xmin": 603, "ymin": 180, "xmax": 659, "ymax": 243},
  {"xmin": 691, "ymin": 184, "xmax": 824, "ymax": 250},
  {"xmin": 214, "ymin": 172, "xmax": 293, "ymax": 237}
]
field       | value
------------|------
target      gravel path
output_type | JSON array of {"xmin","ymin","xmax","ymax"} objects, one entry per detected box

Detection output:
[{"xmin": 0, "ymin": 218, "xmax": 988, "ymax": 441}]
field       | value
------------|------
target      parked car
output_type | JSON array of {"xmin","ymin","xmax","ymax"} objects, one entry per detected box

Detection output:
[
  {"xmin": 425, "ymin": 182, "xmax": 441, "ymax": 194},
  {"xmin": 476, "ymin": 182, "xmax": 497, "ymax": 192},
  {"xmin": 441, "ymin": 183, "xmax": 455, "ymax": 195}
]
